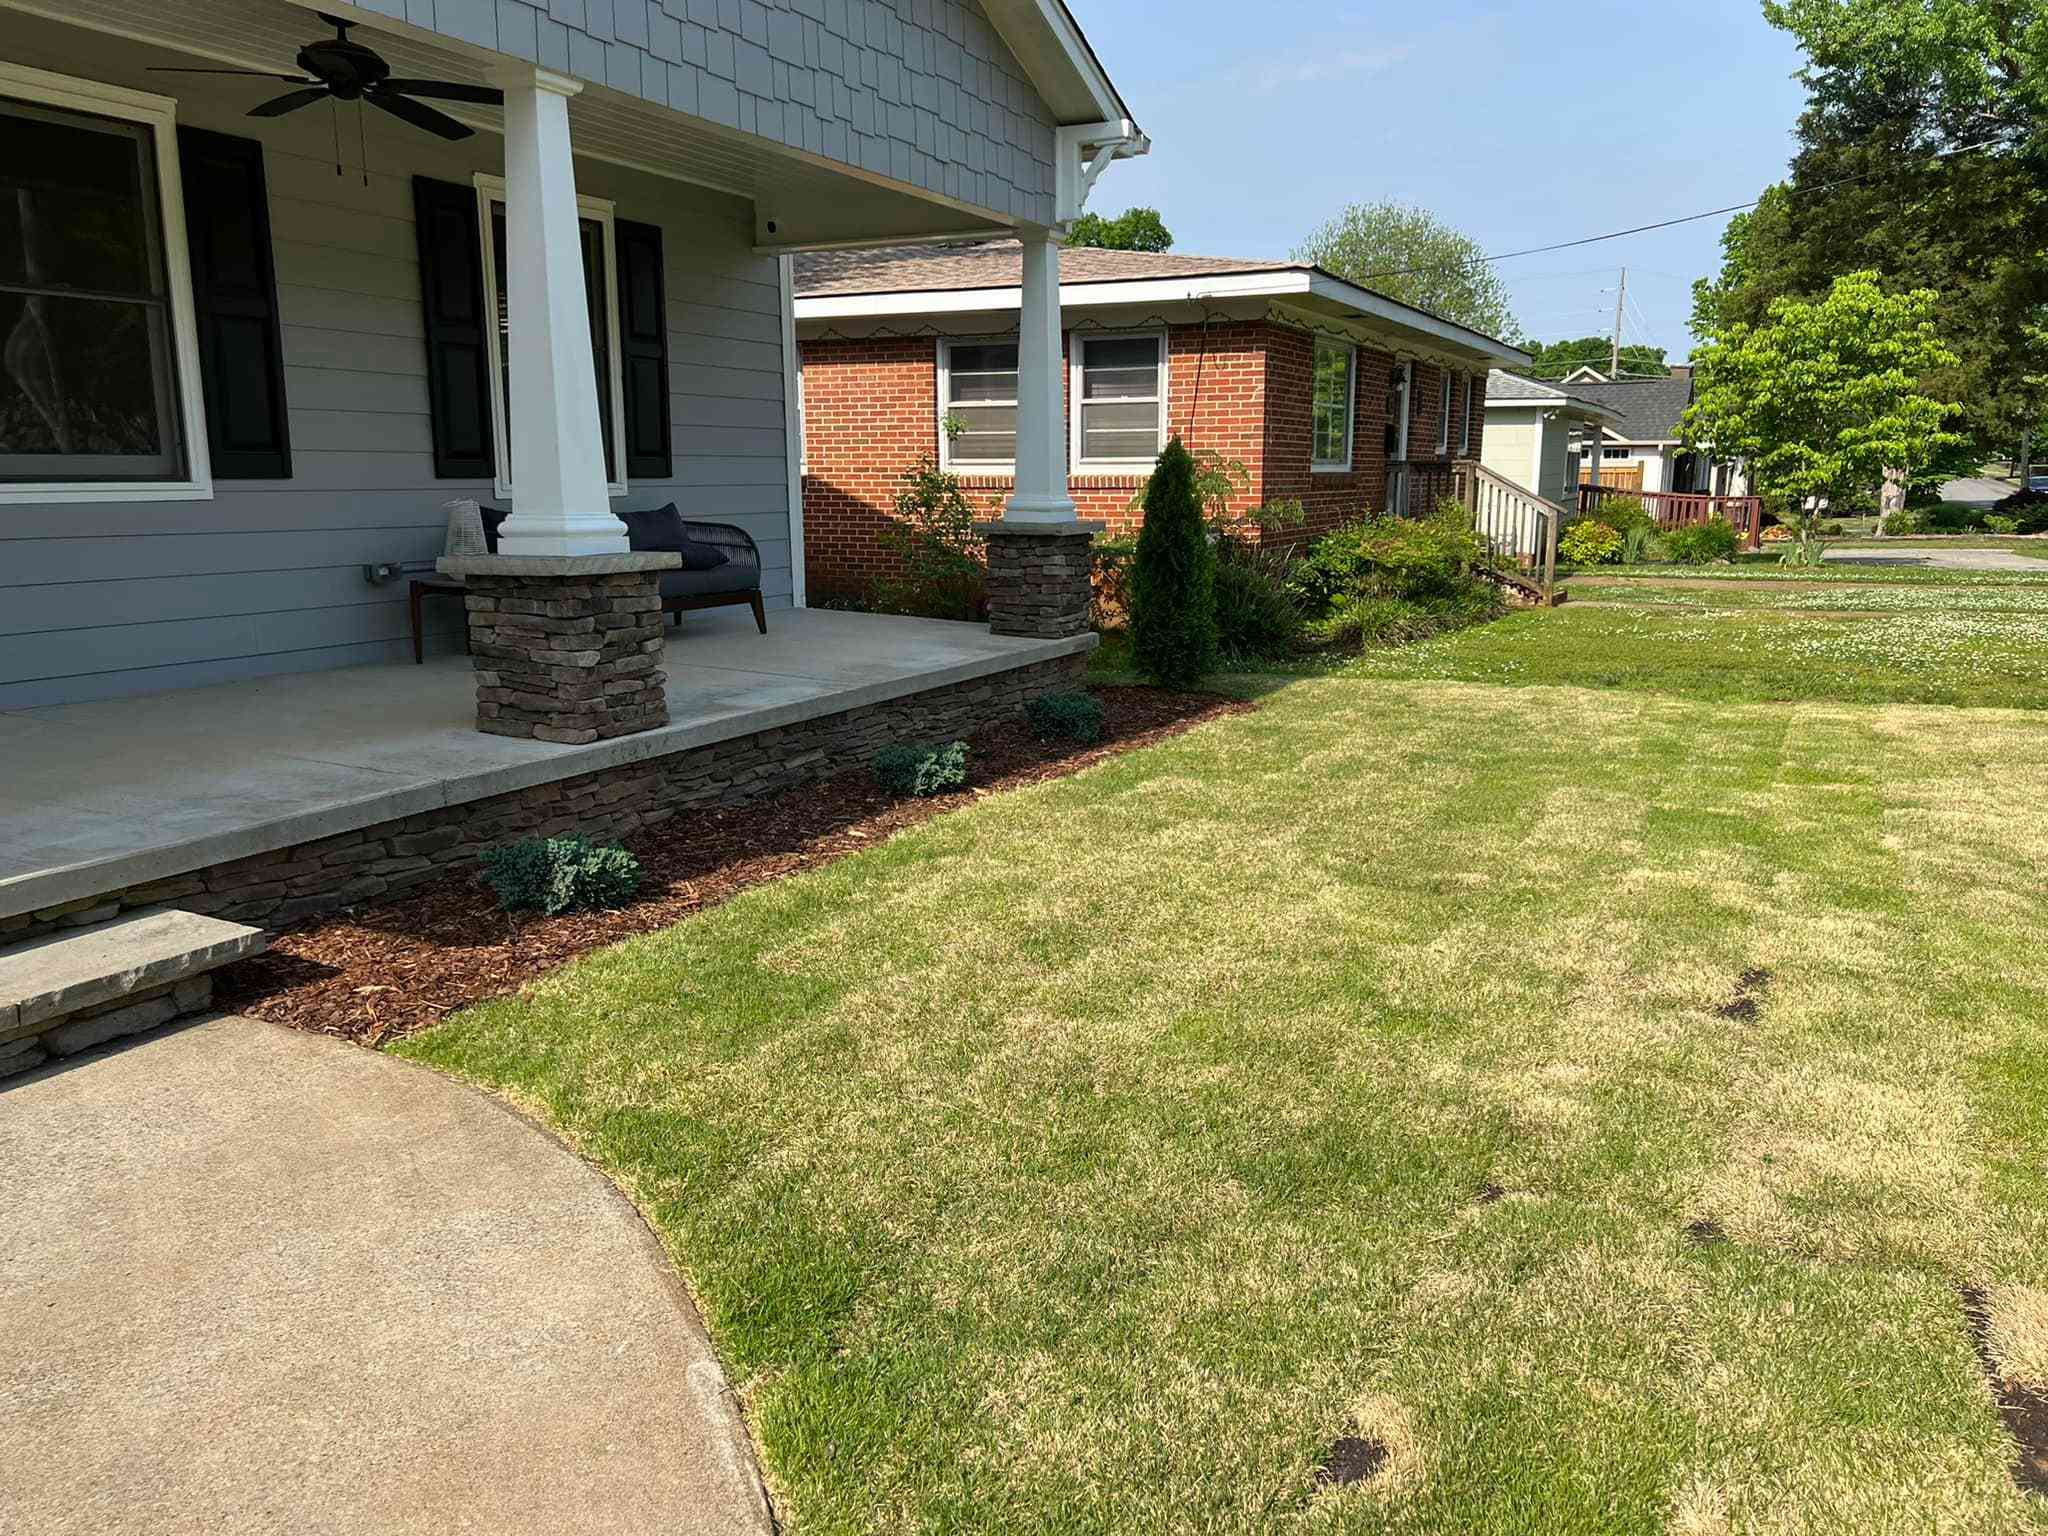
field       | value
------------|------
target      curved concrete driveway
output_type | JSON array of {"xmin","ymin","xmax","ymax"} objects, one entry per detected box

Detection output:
[
  {"xmin": 1826, "ymin": 546, "xmax": 2046, "ymax": 573},
  {"xmin": 0, "ymin": 1016, "xmax": 773, "ymax": 1536}
]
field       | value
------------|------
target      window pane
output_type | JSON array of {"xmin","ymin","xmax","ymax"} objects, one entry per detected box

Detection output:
[
  {"xmin": 0, "ymin": 291, "xmax": 180, "ymax": 479},
  {"xmin": 947, "ymin": 343, "xmax": 1017, "ymax": 407},
  {"xmin": 1081, "ymin": 398, "xmax": 1158, "ymax": 461},
  {"xmin": 1085, "ymin": 337, "xmax": 1156, "ymax": 372},
  {"xmin": 949, "ymin": 403, "xmax": 1015, "ymax": 463},
  {"xmin": 1312, "ymin": 343, "xmax": 1351, "ymax": 463},
  {"xmin": 1083, "ymin": 364, "xmax": 1156, "ymax": 401},
  {"xmin": 0, "ymin": 102, "xmax": 159, "ymax": 296}
]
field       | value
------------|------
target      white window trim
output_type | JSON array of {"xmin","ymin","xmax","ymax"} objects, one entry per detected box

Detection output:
[
  {"xmin": 473, "ymin": 172, "xmax": 628, "ymax": 502},
  {"xmin": 1436, "ymin": 369, "xmax": 1452, "ymax": 456},
  {"xmin": 1310, "ymin": 338, "xmax": 1356, "ymax": 474},
  {"xmin": 0, "ymin": 62, "xmax": 213, "ymax": 505},
  {"xmin": 1068, "ymin": 328, "xmax": 1168, "ymax": 475},
  {"xmin": 1391, "ymin": 360, "xmax": 1413, "ymax": 463},
  {"xmin": 936, "ymin": 334, "xmax": 1020, "ymax": 475},
  {"xmin": 1460, "ymin": 373, "xmax": 1474, "ymax": 455}
]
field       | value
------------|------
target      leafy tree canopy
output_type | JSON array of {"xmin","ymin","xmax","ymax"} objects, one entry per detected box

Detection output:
[
  {"xmin": 1064, "ymin": 207, "xmax": 1173, "ymax": 252},
  {"xmin": 1292, "ymin": 201, "xmax": 1522, "ymax": 342},
  {"xmin": 1685, "ymin": 271, "xmax": 1962, "ymax": 512},
  {"xmin": 1522, "ymin": 336, "xmax": 1669, "ymax": 379}
]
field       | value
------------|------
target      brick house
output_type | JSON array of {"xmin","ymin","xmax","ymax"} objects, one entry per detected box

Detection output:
[{"xmin": 793, "ymin": 241, "xmax": 1530, "ymax": 599}]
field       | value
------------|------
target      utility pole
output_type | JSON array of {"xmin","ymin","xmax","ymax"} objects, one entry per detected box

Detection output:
[{"xmin": 1610, "ymin": 267, "xmax": 1627, "ymax": 378}]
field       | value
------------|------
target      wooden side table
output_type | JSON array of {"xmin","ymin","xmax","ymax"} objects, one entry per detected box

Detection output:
[{"xmin": 409, "ymin": 577, "xmax": 469, "ymax": 664}]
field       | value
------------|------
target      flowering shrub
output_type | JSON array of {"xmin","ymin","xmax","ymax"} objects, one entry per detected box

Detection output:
[{"xmin": 1559, "ymin": 520, "xmax": 1624, "ymax": 566}]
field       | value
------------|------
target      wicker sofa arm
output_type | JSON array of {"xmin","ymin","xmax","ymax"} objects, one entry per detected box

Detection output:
[{"xmin": 677, "ymin": 519, "xmax": 761, "ymax": 582}]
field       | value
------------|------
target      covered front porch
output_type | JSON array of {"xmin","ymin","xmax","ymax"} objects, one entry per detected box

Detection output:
[{"xmin": 0, "ymin": 608, "xmax": 1093, "ymax": 925}]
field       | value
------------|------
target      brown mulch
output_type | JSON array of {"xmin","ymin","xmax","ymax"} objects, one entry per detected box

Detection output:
[
  {"xmin": 1960, "ymin": 1285, "xmax": 2048, "ymax": 1496},
  {"xmin": 214, "ymin": 685, "xmax": 1250, "ymax": 1048}
]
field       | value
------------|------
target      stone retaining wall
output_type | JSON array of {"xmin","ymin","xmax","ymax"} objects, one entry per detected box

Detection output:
[{"xmin": 0, "ymin": 653, "xmax": 1087, "ymax": 945}]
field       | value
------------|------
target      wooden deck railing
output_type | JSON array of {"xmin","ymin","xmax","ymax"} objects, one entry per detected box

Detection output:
[
  {"xmin": 1578, "ymin": 485, "xmax": 1765, "ymax": 550},
  {"xmin": 1449, "ymin": 460, "xmax": 1562, "ymax": 595}
]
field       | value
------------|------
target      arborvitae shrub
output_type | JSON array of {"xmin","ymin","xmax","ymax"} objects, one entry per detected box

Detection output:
[
  {"xmin": 1025, "ymin": 691, "xmax": 1105, "ymax": 744},
  {"xmin": 1129, "ymin": 437, "xmax": 1217, "ymax": 687}
]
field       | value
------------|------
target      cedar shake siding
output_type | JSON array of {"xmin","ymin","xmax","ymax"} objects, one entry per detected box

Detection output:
[{"xmin": 798, "ymin": 320, "xmax": 1488, "ymax": 600}]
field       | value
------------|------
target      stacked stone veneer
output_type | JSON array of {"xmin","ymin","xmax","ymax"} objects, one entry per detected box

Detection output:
[
  {"xmin": 980, "ymin": 521, "xmax": 1102, "ymax": 639},
  {"xmin": 462, "ymin": 569, "xmax": 671, "ymax": 744},
  {"xmin": 0, "ymin": 974, "xmax": 215, "ymax": 1079},
  {"xmin": 0, "ymin": 653, "xmax": 1088, "ymax": 947}
]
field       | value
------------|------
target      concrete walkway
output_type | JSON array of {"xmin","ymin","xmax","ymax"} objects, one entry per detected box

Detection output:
[
  {"xmin": 0, "ymin": 1016, "xmax": 773, "ymax": 1536},
  {"xmin": 1825, "ymin": 546, "xmax": 2047, "ymax": 573}
]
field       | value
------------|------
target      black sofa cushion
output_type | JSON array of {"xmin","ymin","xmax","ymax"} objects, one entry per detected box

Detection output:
[
  {"xmin": 480, "ymin": 504, "xmax": 509, "ymax": 554},
  {"xmin": 618, "ymin": 502, "xmax": 729, "ymax": 571}
]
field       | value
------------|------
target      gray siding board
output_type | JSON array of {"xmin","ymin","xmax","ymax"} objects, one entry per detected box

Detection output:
[{"xmin": 0, "ymin": 55, "xmax": 802, "ymax": 705}]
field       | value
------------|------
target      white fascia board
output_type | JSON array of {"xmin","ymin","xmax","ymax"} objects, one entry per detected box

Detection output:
[
  {"xmin": 1305, "ymin": 273, "xmax": 1529, "ymax": 365},
  {"xmin": 793, "ymin": 269, "xmax": 1312, "ymax": 322},
  {"xmin": 1036, "ymin": 0, "xmax": 1132, "ymax": 126}
]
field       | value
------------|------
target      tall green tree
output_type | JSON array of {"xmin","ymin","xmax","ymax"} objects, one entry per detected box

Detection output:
[
  {"xmin": 1293, "ymin": 202, "xmax": 1521, "ymax": 341},
  {"xmin": 1523, "ymin": 337, "xmax": 1669, "ymax": 379},
  {"xmin": 1685, "ymin": 271, "xmax": 1961, "ymax": 534},
  {"xmin": 1129, "ymin": 438, "xmax": 1217, "ymax": 687},
  {"xmin": 1705, "ymin": 1, "xmax": 2048, "ymax": 471},
  {"xmin": 1064, "ymin": 207, "xmax": 1173, "ymax": 252}
]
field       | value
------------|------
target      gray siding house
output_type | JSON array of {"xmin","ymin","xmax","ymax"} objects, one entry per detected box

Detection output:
[{"xmin": 0, "ymin": 0, "xmax": 1142, "ymax": 708}]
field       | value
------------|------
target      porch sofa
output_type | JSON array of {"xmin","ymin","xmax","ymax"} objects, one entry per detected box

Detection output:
[{"xmin": 615, "ymin": 504, "xmax": 767, "ymax": 635}]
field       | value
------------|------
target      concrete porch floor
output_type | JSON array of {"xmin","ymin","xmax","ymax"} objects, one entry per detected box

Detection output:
[{"xmin": 0, "ymin": 608, "xmax": 1093, "ymax": 921}]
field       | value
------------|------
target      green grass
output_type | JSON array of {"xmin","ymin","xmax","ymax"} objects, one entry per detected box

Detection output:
[
  {"xmin": 1568, "ymin": 560, "xmax": 2048, "ymax": 584},
  {"xmin": 401, "ymin": 572, "xmax": 2048, "ymax": 1533}
]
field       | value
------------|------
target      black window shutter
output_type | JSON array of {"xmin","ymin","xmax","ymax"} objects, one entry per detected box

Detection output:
[
  {"xmin": 178, "ymin": 127, "xmax": 291, "ymax": 480},
  {"xmin": 615, "ymin": 218, "xmax": 671, "ymax": 481},
  {"xmin": 412, "ymin": 175, "xmax": 494, "ymax": 480}
]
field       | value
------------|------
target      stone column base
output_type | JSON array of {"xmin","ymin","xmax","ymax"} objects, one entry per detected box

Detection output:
[
  {"xmin": 437, "ymin": 552, "xmax": 682, "ymax": 744},
  {"xmin": 976, "ymin": 519, "xmax": 1104, "ymax": 639}
]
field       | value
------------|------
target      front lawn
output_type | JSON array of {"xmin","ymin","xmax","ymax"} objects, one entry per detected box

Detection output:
[{"xmin": 402, "ymin": 578, "xmax": 2048, "ymax": 1533}]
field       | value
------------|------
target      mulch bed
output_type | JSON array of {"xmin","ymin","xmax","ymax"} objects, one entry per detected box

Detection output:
[
  {"xmin": 215, "ymin": 685, "xmax": 1249, "ymax": 1048},
  {"xmin": 1960, "ymin": 1285, "xmax": 2048, "ymax": 1496}
]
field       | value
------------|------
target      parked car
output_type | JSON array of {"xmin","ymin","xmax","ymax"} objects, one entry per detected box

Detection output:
[{"xmin": 2028, "ymin": 473, "xmax": 2048, "ymax": 493}]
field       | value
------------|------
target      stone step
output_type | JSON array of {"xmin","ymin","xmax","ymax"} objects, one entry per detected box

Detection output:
[{"xmin": 0, "ymin": 909, "xmax": 269, "ymax": 1076}]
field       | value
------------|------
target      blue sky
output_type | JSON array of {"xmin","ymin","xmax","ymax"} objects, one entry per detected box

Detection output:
[{"xmin": 1072, "ymin": 0, "xmax": 1811, "ymax": 362}]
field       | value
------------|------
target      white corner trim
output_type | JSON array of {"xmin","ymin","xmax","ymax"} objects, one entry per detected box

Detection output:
[
  {"xmin": 1068, "ymin": 327, "xmax": 1166, "ymax": 475},
  {"xmin": 471, "ymin": 172, "xmax": 628, "ymax": 502},
  {"xmin": 0, "ymin": 60, "xmax": 213, "ymax": 506},
  {"xmin": 778, "ymin": 254, "xmax": 807, "ymax": 608}
]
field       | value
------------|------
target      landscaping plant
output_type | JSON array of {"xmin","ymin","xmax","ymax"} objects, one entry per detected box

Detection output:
[
  {"xmin": 874, "ymin": 455, "xmax": 987, "ymax": 621},
  {"xmin": 1024, "ymin": 691, "xmax": 1105, "ymax": 745},
  {"xmin": 1211, "ymin": 547, "xmax": 1306, "ymax": 662},
  {"xmin": 1559, "ymin": 519, "xmax": 1624, "ymax": 566},
  {"xmin": 1128, "ymin": 437, "xmax": 1218, "ymax": 686},
  {"xmin": 872, "ymin": 740, "xmax": 970, "ymax": 797},
  {"xmin": 480, "ymin": 836, "xmax": 642, "ymax": 917},
  {"xmin": 1664, "ymin": 517, "xmax": 1741, "ymax": 565}
]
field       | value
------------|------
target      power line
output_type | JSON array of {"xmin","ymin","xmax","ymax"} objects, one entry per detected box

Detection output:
[{"xmin": 1347, "ymin": 138, "xmax": 2002, "ymax": 284}]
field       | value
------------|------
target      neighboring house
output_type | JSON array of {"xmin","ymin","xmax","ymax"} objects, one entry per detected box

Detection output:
[
  {"xmin": 0, "ymin": 0, "xmax": 1144, "ymax": 709},
  {"xmin": 792, "ymin": 241, "xmax": 1528, "ymax": 599},
  {"xmin": 1481, "ymin": 371, "xmax": 1620, "ymax": 506},
  {"xmin": 1548, "ymin": 368, "xmax": 1749, "ymax": 497}
]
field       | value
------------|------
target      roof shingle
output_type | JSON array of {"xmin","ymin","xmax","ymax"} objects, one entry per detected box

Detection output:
[{"xmin": 793, "ymin": 239, "xmax": 1294, "ymax": 296}]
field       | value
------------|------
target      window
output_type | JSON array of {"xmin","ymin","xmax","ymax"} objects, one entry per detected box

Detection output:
[
  {"xmin": 0, "ymin": 65, "xmax": 209, "ymax": 502},
  {"xmin": 1385, "ymin": 360, "xmax": 1412, "ymax": 462},
  {"xmin": 1460, "ymin": 373, "xmax": 1474, "ymax": 454},
  {"xmin": 1436, "ymin": 369, "xmax": 1452, "ymax": 455},
  {"xmin": 1071, "ymin": 332, "xmax": 1166, "ymax": 470},
  {"xmin": 1603, "ymin": 446, "xmax": 1630, "ymax": 460},
  {"xmin": 474, "ymin": 174, "xmax": 627, "ymax": 498},
  {"xmin": 1310, "ymin": 339, "xmax": 1354, "ymax": 471},
  {"xmin": 939, "ymin": 338, "xmax": 1018, "ymax": 471}
]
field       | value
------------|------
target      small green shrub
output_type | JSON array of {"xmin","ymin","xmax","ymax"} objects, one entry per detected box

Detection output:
[
  {"xmin": 1987, "ymin": 514, "xmax": 2022, "ymax": 535},
  {"xmin": 873, "ymin": 740, "xmax": 969, "ymax": 797},
  {"xmin": 1025, "ymin": 691, "xmax": 1105, "ymax": 744},
  {"xmin": 1559, "ymin": 520, "xmax": 1624, "ymax": 566},
  {"xmin": 1287, "ymin": 505, "xmax": 1483, "ymax": 612},
  {"xmin": 1992, "ymin": 488, "xmax": 2048, "ymax": 534},
  {"xmin": 1620, "ymin": 524, "xmax": 1663, "ymax": 565},
  {"xmin": 1921, "ymin": 501, "xmax": 1989, "ymax": 534},
  {"xmin": 1819, "ymin": 520, "xmax": 1846, "ymax": 536},
  {"xmin": 1212, "ymin": 549, "xmax": 1306, "ymax": 661},
  {"xmin": 1588, "ymin": 494, "xmax": 1654, "ymax": 534},
  {"xmin": 1129, "ymin": 438, "xmax": 1218, "ymax": 687},
  {"xmin": 1882, "ymin": 507, "xmax": 1923, "ymax": 535},
  {"xmin": 481, "ymin": 836, "xmax": 642, "ymax": 916},
  {"xmin": 1664, "ymin": 518, "xmax": 1740, "ymax": 565},
  {"xmin": 874, "ymin": 457, "xmax": 987, "ymax": 620}
]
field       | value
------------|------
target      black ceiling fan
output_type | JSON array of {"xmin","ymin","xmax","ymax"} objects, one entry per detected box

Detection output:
[{"xmin": 148, "ymin": 12, "xmax": 501, "ymax": 141}]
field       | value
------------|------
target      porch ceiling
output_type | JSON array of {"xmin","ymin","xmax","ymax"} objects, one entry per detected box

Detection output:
[{"xmin": 1, "ymin": 0, "xmax": 1017, "ymax": 247}]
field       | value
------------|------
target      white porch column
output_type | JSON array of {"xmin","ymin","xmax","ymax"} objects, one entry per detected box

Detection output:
[
  {"xmin": 1006, "ymin": 230, "xmax": 1076, "ymax": 523},
  {"xmin": 491, "ymin": 67, "xmax": 625, "ymax": 556}
]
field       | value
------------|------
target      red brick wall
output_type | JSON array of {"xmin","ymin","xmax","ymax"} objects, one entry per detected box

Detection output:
[{"xmin": 799, "ymin": 319, "xmax": 1489, "ymax": 599}]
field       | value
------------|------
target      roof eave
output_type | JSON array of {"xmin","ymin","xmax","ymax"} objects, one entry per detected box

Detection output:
[{"xmin": 979, "ymin": 0, "xmax": 1138, "ymax": 133}]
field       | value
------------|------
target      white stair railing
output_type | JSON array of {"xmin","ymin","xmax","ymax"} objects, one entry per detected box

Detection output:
[{"xmin": 1450, "ymin": 461, "xmax": 1563, "ymax": 592}]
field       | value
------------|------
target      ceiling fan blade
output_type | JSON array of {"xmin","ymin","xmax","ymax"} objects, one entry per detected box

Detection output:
[
  {"xmin": 248, "ymin": 87, "xmax": 332, "ymax": 118},
  {"xmin": 146, "ymin": 68, "xmax": 315, "ymax": 80},
  {"xmin": 380, "ymin": 78, "xmax": 503, "ymax": 106},
  {"xmin": 366, "ymin": 90, "xmax": 473, "ymax": 141}
]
